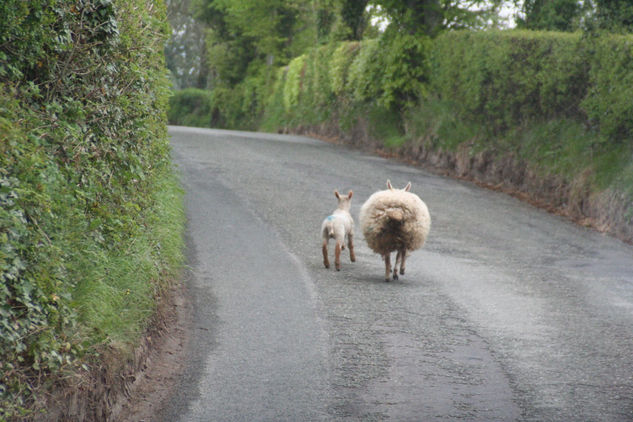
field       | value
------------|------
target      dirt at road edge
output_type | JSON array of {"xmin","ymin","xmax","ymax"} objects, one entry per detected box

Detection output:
[{"xmin": 112, "ymin": 279, "xmax": 192, "ymax": 422}]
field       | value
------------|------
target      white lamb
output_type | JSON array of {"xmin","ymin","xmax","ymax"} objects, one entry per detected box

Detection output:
[
  {"xmin": 321, "ymin": 190, "xmax": 356, "ymax": 271},
  {"xmin": 359, "ymin": 180, "xmax": 431, "ymax": 282}
]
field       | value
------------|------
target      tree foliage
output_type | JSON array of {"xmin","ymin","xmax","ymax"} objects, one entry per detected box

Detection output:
[
  {"xmin": 165, "ymin": 0, "xmax": 208, "ymax": 89},
  {"xmin": 515, "ymin": 0, "xmax": 585, "ymax": 31},
  {"xmin": 194, "ymin": 0, "xmax": 315, "ymax": 87},
  {"xmin": 594, "ymin": 0, "xmax": 633, "ymax": 31},
  {"xmin": 375, "ymin": 0, "xmax": 505, "ymax": 35},
  {"xmin": 340, "ymin": 0, "xmax": 371, "ymax": 39},
  {"xmin": 514, "ymin": 0, "xmax": 633, "ymax": 32}
]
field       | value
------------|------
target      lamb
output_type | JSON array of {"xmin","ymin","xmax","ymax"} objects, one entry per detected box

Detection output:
[
  {"xmin": 359, "ymin": 180, "xmax": 431, "ymax": 282},
  {"xmin": 321, "ymin": 190, "xmax": 356, "ymax": 271}
]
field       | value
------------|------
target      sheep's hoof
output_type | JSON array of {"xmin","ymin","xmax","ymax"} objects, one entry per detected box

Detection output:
[
  {"xmin": 393, "ymin": 273, "xmax": 399, "ymax": 281},
  {"xmin": 400, "ymin": 268, "xmax": 405, "ymax": 275},
  {"xmin": 385, "ymin": 277, "xmax": 391, "ymax": 282}
]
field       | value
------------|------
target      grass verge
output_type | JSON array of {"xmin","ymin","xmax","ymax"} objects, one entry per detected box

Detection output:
[{"xmin": 71, "ymin": 167, "xmax": 186, "ymax": 355}]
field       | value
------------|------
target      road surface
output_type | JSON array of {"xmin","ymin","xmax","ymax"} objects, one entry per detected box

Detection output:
[{"xmin": 157, "ymin": 126, "xmax": 633, "ymax": 421}]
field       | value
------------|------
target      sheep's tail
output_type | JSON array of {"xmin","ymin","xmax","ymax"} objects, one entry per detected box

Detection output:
[
  {"xmin": 328, "ymin": 227, "xmax": 335, "ymax": 237},
  {"xmin": 385, "ymin": 208, "xmax": 404, "ymax": 222}
]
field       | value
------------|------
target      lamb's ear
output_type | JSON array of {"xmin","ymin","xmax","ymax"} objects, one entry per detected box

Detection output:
[
  {"xmin": 335, "ymin": 190, "xmax": 340, "ymax": 199},
  {"xmin": 387, "ymin": 180, "xmax": 393, "ymax": 190},
  {"xmin": 347, "ymin": 190, "xmax": 353, "ymax": 199},
  {"xmin": 404, "ymin": 182, "xmax": 411, "ymax": 192}
]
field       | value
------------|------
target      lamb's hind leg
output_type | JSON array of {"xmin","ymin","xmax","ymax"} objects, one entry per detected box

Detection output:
[
  {"xmin": 384, "ymin": 253, "xmax": 392, "ymax": 282},
  {"xmin": 335, "ymin": 241, "xmax": 342, "ymax": 271},
  {"xmin": 322, "ymin": 239, "xmax": 330, "ymax": 269},
  {"xmin": 348, "ymin": 233, "xmax": 356, "ymax": 263}
]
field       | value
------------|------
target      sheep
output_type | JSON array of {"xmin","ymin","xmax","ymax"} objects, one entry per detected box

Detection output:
[
  {"xmin": 359, "ymin": 180, "xmax": 431, "ymax": 282},
  {"xmin": 321, "ymin": 190, "xmax": 356, "ymax": 271}
]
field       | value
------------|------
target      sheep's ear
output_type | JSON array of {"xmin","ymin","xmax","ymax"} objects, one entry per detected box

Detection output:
[
  {"xmin": 334, "ymin": 190, "xmax": 340, "ymax": 199},
  {"xmin": 387, "ymin": 180, "xmax": 393, "ymax": 190},
  {"xmin": 348, "ymin": 190, "xmax": 353, "ymax": 199},
  {"xmin": 404, "ymin": 182, "xmax": 411, "ymax": 192}
]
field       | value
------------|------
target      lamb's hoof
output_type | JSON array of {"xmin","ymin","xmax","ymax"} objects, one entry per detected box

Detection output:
[
  {"xmin": 400, "ymin": 268, "xmax": 405, "ymax": 275},
  {"xmin": 351, "ymin": 257, "xmax": 356, "ymax": 263},
  {"xmin": 385, "ymin": 277, "xmax": 391, "ymax": 282},
  {"xmin": 393, "ymin": 273, "xmax": 399, "ymax": 281},
  {"xmin": 336, "ymin": 268, "xmax": 341, "ymax": 271}
]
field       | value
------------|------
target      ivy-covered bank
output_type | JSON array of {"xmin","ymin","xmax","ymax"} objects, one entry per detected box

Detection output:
[
  {"xmin": 169, "ymin": 30, "xmax": 633, "ymax": 243},
  {"xmin": 1, "ymin": 0, "xmax": 183, "ymax": 419}
]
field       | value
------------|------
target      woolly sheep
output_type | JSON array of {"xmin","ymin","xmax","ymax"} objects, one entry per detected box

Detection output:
[
  {"xmin": 359, "ymin": 180, "xmax": 431, "ymax": 282},
  {"xmin": 321, "ymin": 190, "xmax": 356, "ymax": 270}
]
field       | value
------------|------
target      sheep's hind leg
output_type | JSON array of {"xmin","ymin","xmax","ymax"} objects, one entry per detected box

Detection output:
[
  {"xmin": 335, "ymin": 241, "xmax": 342, "ymax": 271},
  {"xmin": 393, "ymin": 251, "xmax": 402, "ymax": 280},
  {"xmin": 322, "ymin": 240, "xmax": 330, "ymax": 269},
  {"xmin": 399, "ymin": 249, "xmax": 407, "ymax": 275},
  {"xmin": 384, "ymin": 253, "xmax": 392, "ymax": 282}
]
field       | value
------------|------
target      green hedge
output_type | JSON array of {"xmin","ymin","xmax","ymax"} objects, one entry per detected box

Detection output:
[
  {"xmin": 429, "ymin": 30, "xmax": 633, "ymax": 144},
  {"xmin": 1, "ymin": 0, "xmax": 176, "ymax": 417},
  {"xmin": 430, "ymin": 31, "xmax": 589, "ymax": 131}
]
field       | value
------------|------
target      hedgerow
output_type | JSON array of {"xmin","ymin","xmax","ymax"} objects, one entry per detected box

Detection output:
[
  {"xmin": 1, "ymin": 0, "xmax": 176, "ymax": 418},
  {"xmin": 169, "ymin": 29, "xmax": 633, "ymax": 149}
]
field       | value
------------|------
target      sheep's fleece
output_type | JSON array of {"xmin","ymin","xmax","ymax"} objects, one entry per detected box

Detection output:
[{"xmin": 359, "ymin": 185, "xmax": 431, "ymax": 255}]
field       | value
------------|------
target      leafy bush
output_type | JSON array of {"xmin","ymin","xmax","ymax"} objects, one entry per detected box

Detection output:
[
  {"xmin": 347, "ymin": 39, "xmax": 382, "ymax": 102},
  {"xmin": 260, "ymin": 67, "xmax": 289, "ymax": 132},
  {"xmin": 168, "ymin": 88, "xmax": 215, "ymax": 128},
  {"xmin": 373, "ymin": 32, "xmax": 430, "ymax": 108},
  {"xmin": 283, "ymin": 56, "xmax": 307, "ymax": 111},
  {"xmin": 0, "ymin": 0, "xmax": 175, "ymax": 417},
  {"xmin": 308, "ymin": 44, "xmax": 337, "ymax": 110},
  {"xmin": 346, "ymin": 33, "xmax": 429, "ymax": 108},
  {"xmin": 329, "ymin": 42, "xmax": 360, "ymax": 96}
]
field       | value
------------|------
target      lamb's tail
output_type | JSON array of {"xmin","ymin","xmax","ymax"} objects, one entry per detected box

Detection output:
[{"xmin": 328, "ymin": 227, "xmax": 335, "ymax": 237}]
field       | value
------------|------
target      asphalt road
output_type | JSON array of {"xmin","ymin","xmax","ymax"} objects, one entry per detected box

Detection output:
[{"xmin": 158, "ymin": 126, "xmax": 633, "ymax": 421}]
